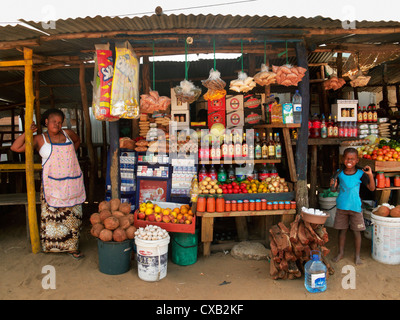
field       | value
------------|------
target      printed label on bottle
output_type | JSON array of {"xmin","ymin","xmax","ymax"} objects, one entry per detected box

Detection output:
[{"xmin": 311, "ymin": 273, "xmax": 326, "ymax": 289}]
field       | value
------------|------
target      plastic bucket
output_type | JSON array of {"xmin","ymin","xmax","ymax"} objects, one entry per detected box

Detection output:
[
  {"xmin": 135, "ymin": 236, "xmax": 170, "ymax": 281},
  {"xmin": 318, "ymin": 196, "xmax": 337, "ymax": 228},
  {"xmin": 371, "ymin": 213, "xmax": 400, "ymax": 265},
  {"xmin": 171, "ymin": 230, "xmax": 199, "ymax": 266},
  {"xmin": 97, "ymin": 239, "xmax": 134, "ymax": 275},
  {"xmin": 363, "ymin": 209, "xmax": 373, "ymax": 240}
]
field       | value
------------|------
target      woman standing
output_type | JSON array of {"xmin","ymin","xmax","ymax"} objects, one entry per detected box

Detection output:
[{"xmin": 11, "ymin": 108, "xmax": 86, "ymax": 259}]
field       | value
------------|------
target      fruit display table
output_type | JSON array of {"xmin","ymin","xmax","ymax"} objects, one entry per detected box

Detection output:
[{"xmin": 196, "ymin": 209, "xmax": 296, "ymax": 257}]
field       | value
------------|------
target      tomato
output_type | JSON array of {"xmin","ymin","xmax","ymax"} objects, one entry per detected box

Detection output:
[
  {"xmin": 371, "ymin": 155, "xmax": 378, "ymax": 160},
  {"xmin": 377, "ymin": 155, "xmax": 384, "ymax": 161}
]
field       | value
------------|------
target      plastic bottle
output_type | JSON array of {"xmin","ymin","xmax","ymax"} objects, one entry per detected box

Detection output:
[
  {"xmin": 320, "ymin": 114, "xmax": 327, "ymax": 138},
  {"xmin": 227, "ymin": 164, "xmax": 235, "ymax": 183},
  {"xmin": 209, "ymin": 164, "xmax": 217, "ymax": 180},
  {"xmin": 217, "ymin": 165, "xmax": 227, "ymax": 183},
  {"xmin": 292, "ymin": 90, "xmax": 302, "ymax": 124},
  {"xmin": 304, "ymin": 250, "xmax": 327, "ymax": 293},
  {"xmin": 199, "ymin": 165, "xmax": 208, "ymax": 182},
  {"xmin": 258, "ymin": 163, "xmax": 269, "ymax": 181}
]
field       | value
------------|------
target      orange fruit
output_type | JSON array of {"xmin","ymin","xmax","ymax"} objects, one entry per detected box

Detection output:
[
  {"xmin": 180, "ymin": 207, "xmax": 188, "ymax": 214},
  {"xmin": 177, "ymin": 213, "xmax": 183, "ymax": 220},
  {"xmin": 162, "ymin": 209, "xmax": 170, "ymax": 216},
  {"xmin": 185, "ymin": 220, "xmax": 191, "ymax": 224},
  {"xmin": 173, "ymin": 208, "xmax": 180, "ymax": 214},
  {"xmin": 187, "ymin": 209, "xmax": 193, "ymax": 216}
]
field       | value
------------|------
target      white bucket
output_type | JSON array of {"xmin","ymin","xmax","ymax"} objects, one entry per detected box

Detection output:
[
  {"xmin": 318, "ymin": 196, "xmax": 337, "ymax": 228},
  {"xmin": 371, "ymin": 213, "xmax": 400, "ymax": 265},
  {"xmin": 135, "ymin": 236, "xmax": 170, "ymax": 281},
  {"xmin": 363, "ymin": 209, "xmax": 373, "ymax": 240}
]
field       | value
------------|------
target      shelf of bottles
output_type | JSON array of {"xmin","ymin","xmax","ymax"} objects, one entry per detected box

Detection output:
[{"xmin": 198, "ymin": 128, "xmax": 285, "ymax": 165}]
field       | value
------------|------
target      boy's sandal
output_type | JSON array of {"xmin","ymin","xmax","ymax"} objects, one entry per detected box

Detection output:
[{"xmin": 68, "ymin": 251, "xmax": 84, "ymax": 260}]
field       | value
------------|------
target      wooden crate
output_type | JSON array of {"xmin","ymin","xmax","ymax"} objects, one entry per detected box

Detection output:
[{"xmin": 358, "ymin": 158, "xmax": 400, "ymax": 172}]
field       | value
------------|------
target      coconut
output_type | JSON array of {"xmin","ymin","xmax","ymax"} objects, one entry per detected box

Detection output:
[
  {"xmin": 112, "ymin": 227, "xmax": 127, "ymax": 242},
  {"xmin": 90, "ymin": 213, "xmax": 101, "ymax": 225},
  {"xmin": 103, "ymin": 216, "xmax": 120, "ymax": 230}
]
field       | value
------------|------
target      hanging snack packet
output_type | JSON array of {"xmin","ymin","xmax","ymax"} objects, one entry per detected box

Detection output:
[
  {"xmin": 202, "ymin": 68, "xmax": 226, "ymax": 90},
  {"xmin": 140, "ymin": 90, "xmax": 171, "ymax": 114},
  {"xmin": 273, "ymin": 64, "xmax": 307, "ymax": 87},
  {"xmin": 349, "ymin": 70, "xmax": 371, "ymax": 87},
  {"xmin": 229, "ymin": 71, "xmax": 256, "ymax": 93},
  {"xmin": 173, "ymin": 79, "xmax": 201, "ymax": 104},
  {"xmin": 110, "ymin": 41, "xmax": 140, "ymax": 119},
  {"xmin": 323, "ymin": 74, "xmax": 346, "ymax": 91},
  {"xmin": 253, "ymin": 64, "xmax": 277, "ymax": 86},
  {"xmin": 92, "ymin": 44, "xmax": 119, "ymax": 121}
]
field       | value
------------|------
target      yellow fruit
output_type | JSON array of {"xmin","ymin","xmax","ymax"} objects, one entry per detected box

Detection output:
[
  {"xmin": 145, "ymin": 208, "xmax": 153, "ymax": 215},
  {"xmin": 139, "ymin": 205, "xmax": 146, "ymax": 213},
  {"xmin": 162, "ymin": 209, "xmax": 170, "ymax": 216},
  {"xmin": 173, "ymin": 208, "xmax": 180, "ymax": 214},
  {"xmin": 154, "ymin": 206, "xmax": 161, "ymax": 213},
  {"xmin": 146, "ymin": 202, "xmax": 154, "ymax": 209},
  {"xmin": 180, "ymin": 206, "xmax": 188, "ymax": 214}
]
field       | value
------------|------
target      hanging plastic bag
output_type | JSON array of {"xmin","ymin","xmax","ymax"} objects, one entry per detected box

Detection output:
[
  {"xmin": 173, "ymin": 79, "xmax": 201, "ymax": 104},
  {"xmin": 140, "ymin": 90, "xmax": 171, "ymax": 114},
  {"xmin": 349, "ymin": 70, "xmax": 371, "ymax": 87},
  {"xmin": 92, "ymin": 44, "xmax": 119, "ymax": 121},
  {"xmin": 323, "ymin": 73, "xmax": 346, "ymax": 91},
  {"xmin": 110, "ymin": 41, "xmax": 140, "ymax": 119},
  {"xmin": 202, "ymin": 68, "xmax": 227, "ymax": 100},
  {"xmin": 273, "ymin": 64, "xmax": 307, "ymax": 86},
  {"xmin": 253, "ymin": 64, "xmax": 277, "ymax": 86},
  {"xmin": 229, "ymin": 71, "xmax": 256, "ymax": 93}
]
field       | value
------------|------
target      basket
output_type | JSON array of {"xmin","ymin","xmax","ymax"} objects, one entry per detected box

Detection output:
[{"xmin": 301, "ymin": 210, "xmax": 330, "ymax": 225}]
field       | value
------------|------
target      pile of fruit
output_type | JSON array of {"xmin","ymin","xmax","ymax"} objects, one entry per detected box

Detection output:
[
  {"xmin": 137, "ymin": 201, "xmax": 194, "ymax": 225},
  {"xmin": 358, "ymin": 139, "xmax": 400, "ymax": 161},
  {"xmin": 90, "ymin": 199, "xmax": 136, "ymax": 242},
  {"xmin": 199, "ymin": 176, "xmax": 290, "ymax": 194}
]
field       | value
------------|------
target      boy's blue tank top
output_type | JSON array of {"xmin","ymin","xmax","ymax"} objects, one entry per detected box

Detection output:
[{"xmin": 336, "ymin": 169, "xmax": 364, "ymax": 213}]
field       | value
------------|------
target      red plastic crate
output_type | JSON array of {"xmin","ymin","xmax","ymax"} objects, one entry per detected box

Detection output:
[{"xmin": 134, "ymin": 209, "xmax": 196, "ymax": 234}]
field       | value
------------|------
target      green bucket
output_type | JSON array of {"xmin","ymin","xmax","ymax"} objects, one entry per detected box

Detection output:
[
  {"xmin": 171, "ymin": 230, "xmax": 198, "ymax": 266},
  {"xmin": 97, "ymin": 239, "xmax": 134, "ymax": 275}
]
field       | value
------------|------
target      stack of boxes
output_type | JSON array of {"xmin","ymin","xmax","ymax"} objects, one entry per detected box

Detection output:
[
  {"xmin": 207, "ymin": 98, "xmax": 226, "ymax": 129},
  {"xmin": 170, "ymin": 88, "xmax": 190, "ymax": 128}
]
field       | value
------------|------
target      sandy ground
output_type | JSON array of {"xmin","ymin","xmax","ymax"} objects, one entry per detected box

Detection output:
[{"xmin": 1, "ymin": 204, "xmax": 399, "ymax": 302}]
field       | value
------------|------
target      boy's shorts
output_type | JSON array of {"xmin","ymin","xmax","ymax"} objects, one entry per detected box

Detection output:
[{"xmin": 333, "ymin": 209, "xmax": 366, "ymax": 231}]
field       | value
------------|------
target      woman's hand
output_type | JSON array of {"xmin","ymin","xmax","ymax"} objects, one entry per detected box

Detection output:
[{"xmin": 30, "ymin": 121, "xmax": 38, "ymax": 133}]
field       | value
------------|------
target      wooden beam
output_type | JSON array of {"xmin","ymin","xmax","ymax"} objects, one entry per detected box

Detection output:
[
  {"xmin": 79, "ymin": 63, "xmax": 96, "ymax": 203},
  {"xmin": 23, "ymin": 47, "xmax": 40, "ymax": 254},
  {"xmin": 294, "ymin": 41, "xmax": 310, "ymax": 210}
]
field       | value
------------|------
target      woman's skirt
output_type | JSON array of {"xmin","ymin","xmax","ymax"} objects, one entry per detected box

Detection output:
[{"xmin": 40, "ymin": 185, "xmax": 83, "ymax": 253}]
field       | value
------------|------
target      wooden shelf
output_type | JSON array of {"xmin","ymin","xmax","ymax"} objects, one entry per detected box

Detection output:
[
  {"xmin": 254, "ymin": 123, "xmax": 301, "ymax": 129},
  {"xmin": 197, "ymin": 209, "xmax": 296, "ymax": 218},
  {"xmin": 376, "ymin": 187, "xmax": 400, "ymax": 191},
  {"xmin": 199, "ymin": 159, "xmax": 281, "ymax": 165}
]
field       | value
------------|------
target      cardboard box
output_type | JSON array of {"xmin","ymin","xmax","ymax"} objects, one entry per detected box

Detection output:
[
  {"xmin": 331, "ymin": 100, "xmax": 358, "ymax": 122},
  {"xmin": 226, "ymin": 110, "xmax": 244, "ymax": 128},
  {"xmin": 170, "ymin": 88, "xmax": 189, "ymax": 111},
  {"xmin": 226, "ymin": 95, "xmax": 243, "ymax": 113},
  {"xmin": 208, "ymin": 97, "xmax": 226, "ymax": 111},
  {"xmin": 208, "ymin": 109, "xmax": 226, "ymax": 128},
  {"xmin": 243, "ymin": 94, "xmax": 262, "ymax": 110},
  {"xmin": 171, "ymin": 110, "xmax": 190, "ymax": 128},
  {"xmin": 134, "ymin": 201, "xmax": 195, "ymax": 234}
]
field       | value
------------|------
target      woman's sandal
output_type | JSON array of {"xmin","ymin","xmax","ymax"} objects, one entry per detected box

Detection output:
[{"xmin": 68, "ymin": 251, "xmax": 84, "ymax": 260}]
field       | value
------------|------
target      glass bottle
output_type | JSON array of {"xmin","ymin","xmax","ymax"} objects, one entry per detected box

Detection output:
[
  {"xmin": 321, "ymin": 114, "xmax": 327, "ymax": 138},
  {"xmin": 255, "ymin": 132, "xmax": 262, "ymax": 160},
  {"xmin": 268, "ymin": 132, "xmax": 275, "ymax": 159},
  {"xmin": 333, "ymin": 115, "xmax": 339, "ymax": 138},
  {"xmin": 275, "ymin": 133, "xmax": 282, "ymax": 159},
  {"xmin": 327, "ymin": 114, "xmax": 333, "ymax": 138},
  {"xmin": 234, "ymin": 133, "xmax": 242, "ymax": 159},
  {"xmin": 242, "ymin": 132, "xmax": 248, "ymax": 158},
  {"xmin": 261, "ymin": 132, "xmax": 268, "ymax": 160}
]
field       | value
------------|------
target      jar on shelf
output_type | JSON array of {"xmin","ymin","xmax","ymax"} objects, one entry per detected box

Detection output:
[
  {"xmin": 261, "ymin": 199, "xmax": 267, "ymax": 210},
  {"xmin": 267, "ymin": 202, "xmax": 273, "ymax": 210},
  {"xmin": 249, "ymin": 200, "xmax": 256, "ymax": 211},
  {"xmin": 216, "ymin": 195, "xmax": 225, "ymax": 212},
  {"xmin": 231, "ymin": 200, "xmax": 237, "ymax": 211},
  {"xmin": 255, "ymin": 199, "xmax": 261, "ymax": 211},
  {"xmin": 272, "ymin": 201, "xmax": 279, "ymax": 210},
  {"xmin": 278, "ymin": 201, "xmax": 285, "ymax": 210},
  {"xmin": 237, "ymin": 200, "xmax": 244, "ymax": 211},
  {"xmin": 290, "ymin": 201, "xmax": 296, "ymax": 210},
  {"xmin": 284, "ymin": 201, "xmax": 291, "ymax": 210},
  {"xmin": 225, "ymin": 200, "xmax": 231, "ymax": 212},
  {"xmin": 207, "ymin": 195, "xmax": 215, "ymax": 213},
  {"xmin": 376, "ymin": 171, "xmax": 385, "ymax": 188},
  {"xmin": 243, "ymin": 200, "xmax": 249, "ymax": 211},
  {"xmin": 385, "ymin": 175, "xmax": 391, "ymax": 188},
  {"xmin": 395, "ymin": 175, "xmax": 400, "ymax": 187},
  {"xmin": 197, "ymin": 195, "xmax": 206, "ymax": 212}
]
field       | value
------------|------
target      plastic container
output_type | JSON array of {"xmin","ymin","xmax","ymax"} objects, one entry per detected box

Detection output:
[
  {"xmin": 395, "ymin": 175, "xmax": 400, "ymax": 187},
  {"xmin": 135, "ymin": 236, "xmax": 170, "ymax": 281},
  {"xmin": 207, "ymin": 195, "xmax": 215, "ymax": 213},
  {"xmin": 216, "ymin": 195, "xmax": 225, "ymax": 212},
  {"xmin": 363, "ymin": 209, "xmax": 372, "ymax": 240},
  {"xmin": 304, "ymin": 250, "xmax": 327, "ymax": 293},
  {"xmin": 171, "ymin": 230, "xmax": 198, "ymax": 266},
  {"xmin": 371, "ymin": 213, "xmax": 400, "ymax": 265},
  {"xmin": 292, "ymin": 90, "xmax": 302, "ymax": 124},
  {"xmin": 376, "ymin": 172, "xmax": 385, "ymax": 188},
  {"xmin": 318, "ymin": 195, "xmax": 337, "ymax": 228},
  {"xmin": 97, "ymin": 239, "xmax": 134, "ymax": 275}
]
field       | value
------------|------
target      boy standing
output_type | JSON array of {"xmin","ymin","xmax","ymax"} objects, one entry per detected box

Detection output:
[{"xmin": 330, "ymin": 147, "xmax": 375, "ymax": 265}]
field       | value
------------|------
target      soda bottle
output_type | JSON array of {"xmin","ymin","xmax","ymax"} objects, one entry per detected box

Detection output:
[
  {"xmin": 258, "ymin": 163, "xmax": 269, "ymax": 181},
  {"xmin": 320, "ymin": 114, "xmax": 327, "ymax": 138},
  {"xmin": 209, "ymin": 164, "xmax": 217, "ymax": 180},
  {"xmin": 304, "ymin": 250, "xmax": 327, "ymax": 293},
  {"xmin": 292, "ymin": 90, "xmax": 302, "ymax": 124},
  {"xmin": 217, "ymin": 164, "xmax": 227, "ymax": 183},
  {"xmin": 199, "ymin": 164, "xmax": 208, "ymax": 182},
  {"xmin": 227, "ymin": 164, "xmax": 235, "ymax": 183}
]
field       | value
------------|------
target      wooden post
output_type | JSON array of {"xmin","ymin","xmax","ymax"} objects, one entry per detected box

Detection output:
[
  {"xmin": 79, "ymin": 63, "xmax": 96, "ymax": 202},
  {"xmin": 395, "ymin": 84, "xmax": 400, "ymax": 106},
  {"xmin": 24, "ymin": 47, "xmax": 40, "ymax": 253},
  {"xmin": 295, "ymin": 41, "xmax": 310, "ymax": 210},
  {"xmin": 34, "ymin": 71, "xmax": 42, "ymax": 134},
  {"xmin": 109, "ymin": 121, "xmax": 120, "ymax": 200}
]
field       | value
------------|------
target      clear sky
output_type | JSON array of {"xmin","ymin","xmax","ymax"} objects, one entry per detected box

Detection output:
[{"xmin": 1, "ymin": 0, "xmax": 399, "ymax": 25}]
